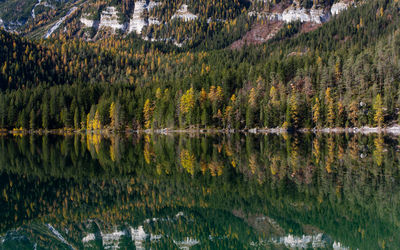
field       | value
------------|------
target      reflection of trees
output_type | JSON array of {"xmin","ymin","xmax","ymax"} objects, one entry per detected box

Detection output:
[
  {"xmin": 0, "ymin": 134, "xmax": 400, "ymax": 249},
  {"xmin": 373, "ymin": 135, "xmax": 384, "ymax": 167}
]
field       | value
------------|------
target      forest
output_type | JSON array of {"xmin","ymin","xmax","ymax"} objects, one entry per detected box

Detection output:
[{"xmin": 0, "ymin": 0, "xmax": 399, "ymax": 131}]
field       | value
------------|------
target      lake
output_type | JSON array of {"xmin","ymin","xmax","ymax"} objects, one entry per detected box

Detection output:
[{"xmin": 0, "ymin": 133, "xmax": 399, "ymax": 249}]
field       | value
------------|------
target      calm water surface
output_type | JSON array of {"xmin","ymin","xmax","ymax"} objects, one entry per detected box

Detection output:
[{"xmin": 0, "ymin": 133, "xmax": 399, "ymax": 249}]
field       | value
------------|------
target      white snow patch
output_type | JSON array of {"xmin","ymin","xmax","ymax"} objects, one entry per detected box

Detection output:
[
  {"xmin": 45, "ymin": 7, "xmax": 77, "ymax": 38},
  {"xmin": 171, "ymin": 4, "xmax": 198, "ymax": 21}
]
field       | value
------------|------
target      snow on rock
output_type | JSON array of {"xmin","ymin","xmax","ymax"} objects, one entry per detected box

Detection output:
[
  {"xmin": 45, "ymin": 7, "xmax": 77, "ymax": 38},
  {"xmin": 99, "ymin": 6, "xmax": 124, "ymax": 31},
  {"xmin": 171, "ymin": 4, "xmax": 198, "ymax": 21},
  {"xmin": 282, "ymin": 6, "xmax": 330, "ymax": 24},
  {"xmin": 129, "ymin": 0, "xmax": 161, "ymax": 35},
  {"xmin": 331, "ymin": 2, "xmax": 350, "ymax": 16}
]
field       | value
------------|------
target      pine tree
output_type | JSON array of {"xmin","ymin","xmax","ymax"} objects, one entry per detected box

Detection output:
[
  {"xmin": 143, "ymin": 99, "xmax": 154, "ymax": 129},
  {"xmin": 74, "ymin": 108, "xmax": 79, "ymax": 130},
  {"xmin": 325, "ymin": 88, "xmax": 335, "ymax": 127},
  {"xmin": 289, "ymin": 94, "xmax": 299, "ymax": 129},
  {"xmin": 373, "ymin": 94, "xmax": 384, "ymax": 127},
  {"xmin": 29, "ymin": 110, "xmax": 35, "ymax": 130},
  {"xmin": 42, "ymin": 103, "xmax": 49, "ymax": 129},
  {"xmin": 312, "ymin": 98, "xmax": 321, "ymax": 128}
]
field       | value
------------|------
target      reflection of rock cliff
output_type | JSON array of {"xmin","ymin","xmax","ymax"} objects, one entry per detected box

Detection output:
[{"xmin": 0, "ymin": 210, "xmax": 351, "ymax": 249}]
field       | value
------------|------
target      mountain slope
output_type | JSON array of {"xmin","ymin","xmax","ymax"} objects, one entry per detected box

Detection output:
[{"xmin": 0, "ymin": 0, "xmax": 359, "ymax": 49}]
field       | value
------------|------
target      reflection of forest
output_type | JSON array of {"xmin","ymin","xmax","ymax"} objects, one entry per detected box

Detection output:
[{"xmin": 0, "ymin": 133, "xmax": 399, "ymax": 249}]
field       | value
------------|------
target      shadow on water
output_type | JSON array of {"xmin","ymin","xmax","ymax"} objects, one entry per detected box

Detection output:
[{"xmin": 0, "ymin": 133, "xmax": 399, "ymax": 249}]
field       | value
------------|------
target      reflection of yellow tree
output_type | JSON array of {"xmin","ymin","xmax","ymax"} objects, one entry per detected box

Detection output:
[
  {"xmin": 338, "ymin": 144, "xmax": 344, "ymax": 160},
  {"xmin": 270, "ymin": 156, "xmax": 279, "ymax": 176},
  {"xmin": 86, "ymin": 133, "xmax": 101, "ymax": 154},
  {"xmin": 109, "ymin": 136, "xmax": 120, "ymax": 162},
  {"xmin": 180, "ymin": 149, "xmax": 195, "ymax": 175},
  {"xmin": 312, "ymin": 138, "xmax": 320, "ymax": 164},
  {"xmin": 290, "ymin": 138, "xmax": 300, "ymax": 175},
  {"xmin": 144, "ymin": 135, "xmax": 154, "ymax": 164},
  {"xmin": 325, "ymin": 137, "xmax": 335, "ymax": 173},
  {"xmin": 373, "ymin": 135, "xmax": 384, "ymax": 166},
  {"xmin": 349, "ymin": 136, "xmax": 359, "ymax": 160},
  {"xmin": 249, "ymin": 154, "xmax": 257, "ymax": 175},
  {"xmin": 224, "ymin": 144, "xmax": 233, "ymax": 157},
  {"xmin": 201, "ymin": 161, "xmax": 208, "ymax": 175},
  {"xmin": 208, "ymin": 161, "xmax": 224, "ymax": 176}
]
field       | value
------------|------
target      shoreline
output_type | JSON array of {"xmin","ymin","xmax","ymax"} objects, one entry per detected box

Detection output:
[{"xmin": 2, "ymin": 125, "xmax": 400, "ymax": 135}]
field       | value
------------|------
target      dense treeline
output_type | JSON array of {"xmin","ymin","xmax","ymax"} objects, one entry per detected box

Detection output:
[{"xmin": 0, "ymin": 0, "xmax": 399, "ymax": 130}]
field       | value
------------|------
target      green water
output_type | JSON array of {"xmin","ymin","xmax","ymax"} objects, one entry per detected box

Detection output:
[{"xmin": 0, "ymin": 133, "xmax": 399, "ymax": 249}]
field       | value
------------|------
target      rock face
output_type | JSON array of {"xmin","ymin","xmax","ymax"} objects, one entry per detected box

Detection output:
[
  {"xmin": 282, "ymin": 7, "xmax": 331, "ymax": 24},
  {"xmin": 129, "ymin": 0, "xmax": 147, "ymax": 34},
  {"xmin": 171, "ymin": 4, "xmax": 198, "ymax": 21},
  {"xmin": 79, "ymin": 1, "xmax": 162, "ymax": 38},
  {"xmin": 331, "ymin": 2, "xmax": 350, "ymax": 16},
  {"xmin": 99, "ymin": 6, "xmax": 124, "ymax": 31},
  {"xmin": 128, "ymin": 0, "xmax": 161, "ymax": 35},
  {"xmin": 251, "ymin": 7, "xmax": 331, "ymax": 24},
  {"xmin": 80, "ymin": 17, "xmax": 99, "ymax": 29}
]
